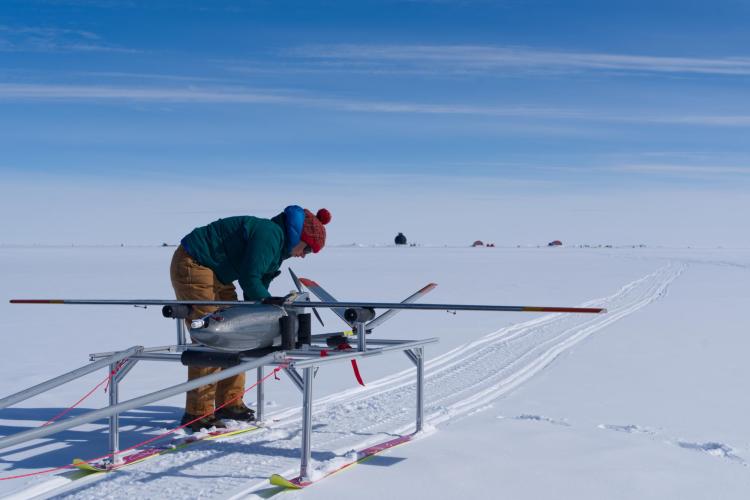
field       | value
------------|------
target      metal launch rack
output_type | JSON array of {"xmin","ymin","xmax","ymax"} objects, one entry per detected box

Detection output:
[
  {"xmin": 0, "ymin": 313, "xmax": 436, "ymax": 482},
  {"xmin": 2, "ymin": 273, "xmax": 605, "ymax": 482}
]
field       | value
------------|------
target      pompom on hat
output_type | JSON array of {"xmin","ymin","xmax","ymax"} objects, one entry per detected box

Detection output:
[{"xmin": 300, "ymin": 208, "xmax": 331, "ymax": 253}]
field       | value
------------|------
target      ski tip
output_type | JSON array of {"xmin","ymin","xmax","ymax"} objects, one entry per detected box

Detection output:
[
  {"xmin": 72, "ymin": 458, "xmax": 106, "ymax": 473},
  {"xmin": 269, "ymin": 473, "xmax": 303, "ymax": 489}
]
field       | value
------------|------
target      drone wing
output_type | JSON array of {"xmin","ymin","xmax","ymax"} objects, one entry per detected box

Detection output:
[{"xmin": 11, "ymin": 298, "xmax": 606, "ymax": 315}]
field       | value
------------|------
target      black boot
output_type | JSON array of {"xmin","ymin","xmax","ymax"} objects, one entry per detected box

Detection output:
[
  {"xmin": 180, "ymin": 412, "xmax": 227, "ymax": 432},
  {"xmin": 216, "ymin": 403, "xmax": 256, "ymax": 422}
]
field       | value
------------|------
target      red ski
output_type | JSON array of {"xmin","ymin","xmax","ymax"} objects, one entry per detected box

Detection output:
[{"xmin": 269, "ymin": 433, "xmax": 413, "ymax": 489}]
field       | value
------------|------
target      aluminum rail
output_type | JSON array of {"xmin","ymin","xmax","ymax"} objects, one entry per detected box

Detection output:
[
  {"xmin": 0, "ymin": 345, "xmax": 143, "ymax": 410},
  {"xmin": 364, "ymin": 338, "xmax": 428, "ymax": 345},
  {"xmin": 89, "ymin": 344, "xmax": 248, "ymax": 361},
  {"xmin": 89, "ymin": 344, "xmax": 247, "ymax": 361},
  {"xmin": 89, "ymin": 345, "xmax": 183, "ymax": 359},
  {"xmin": 10, "ymin": 299, "xmax": 606, "ymax": 314},
  {"xmin": 122, "ymin": 353, "xmax": 185, "ymax": 362},
  {"xmin": 0, "ymin": 352, "xmax": 281, "ymax": 451},
  {"xmin": 288, "ymin": 338, "xmax": 438, "ymax": 368}
]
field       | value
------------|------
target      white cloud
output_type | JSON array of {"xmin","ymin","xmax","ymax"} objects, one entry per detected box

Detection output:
[
  {"xmin": 0, "ymin": 24, "xmax": 135, "ymax": 53},
  {"xmin": 645, "ymin": 115, "xmax": 750, "ymax": 126},
  {"xmin": 611, "ymin": 164, "xmax": 750, "ymax": 176},
  {"xmin": 287, "ymin": 44, "xmax": 750, "ymax": 77},
  {"xmin": 1, "ymin": 82, "xmax": 749, "ymax": 128},
  {"xmin": 0, "ymin": 83, "xmax": 289, "ymax": 102}
]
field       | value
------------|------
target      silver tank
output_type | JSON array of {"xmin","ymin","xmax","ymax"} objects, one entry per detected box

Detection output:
[{"xmin": 189, "ymin": 304, "xmax": 286, "ymax": 352}]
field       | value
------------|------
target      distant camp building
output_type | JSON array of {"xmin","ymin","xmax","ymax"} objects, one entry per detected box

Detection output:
[
  {"xmin": 395, "ymin": 232, "xmax": 407, "ymax": 245},
  {"xmin": 548, "ymin": 240, "xmax": 563, "ymax": 247},
  {"xmin": 472, "ymin": 240, "xmax": 484, "ymax": 247}
]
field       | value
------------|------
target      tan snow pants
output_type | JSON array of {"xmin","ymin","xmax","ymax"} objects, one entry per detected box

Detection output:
[{"xmin": 170, "ymin": 245, "xmax": 246, "ymax": 415}]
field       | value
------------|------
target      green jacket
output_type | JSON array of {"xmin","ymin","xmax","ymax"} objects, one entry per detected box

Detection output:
[{"xmin": 181, "ymin": 215, "xmax": 288, "ymax": 301}]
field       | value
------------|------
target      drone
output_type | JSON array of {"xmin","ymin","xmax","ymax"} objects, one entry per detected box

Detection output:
[{"xmin": 11, "ymin": 269, "xmax": 606, "ymax": 353}]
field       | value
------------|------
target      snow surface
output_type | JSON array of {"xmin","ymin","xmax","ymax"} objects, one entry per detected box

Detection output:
[{"xmin": 1, "ymin": 246, "xmax": 749, "ymax": 498}]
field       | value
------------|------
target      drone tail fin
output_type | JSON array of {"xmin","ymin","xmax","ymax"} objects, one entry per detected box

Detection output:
[
  {"xmin": 296, "ymin": 277, "xmax": 351, "ymax": 327},
  {"xmin": 366, "ymin": 282, "xmax": 438, "ymax": 330}
]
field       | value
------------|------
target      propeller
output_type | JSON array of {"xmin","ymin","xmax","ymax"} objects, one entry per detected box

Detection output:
[{"xmin": 289, "ymin": 268, "xmax": 325, "ymax": 327}]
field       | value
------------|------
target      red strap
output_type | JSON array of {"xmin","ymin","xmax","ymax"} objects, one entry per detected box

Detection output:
[
  {"xmin": 351, "ymin": 359, "xmax": 365, "ymax": 386},
  {"xmin": 335, "ymin": 342, "xmax": 365, "ymax": 386}
]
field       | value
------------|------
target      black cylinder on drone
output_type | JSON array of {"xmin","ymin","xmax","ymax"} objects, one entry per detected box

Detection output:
[
  {"xmin": 344, "ymin": 307, "xmax": 376, "ymax": 323},
  {"xmin": 180, "ymin": 350, "xmax": 241, "ymax": 368},
  {"xmin": 162, "ymin": 304, "xmax": 192, "ymax": 319},
  {"xmin": 280, "ymin": 315, "xmax": 296, "ymax": 350},
  {"xmin": 297, "ymin": 313, "xmax": 312, "ymax": 347}
]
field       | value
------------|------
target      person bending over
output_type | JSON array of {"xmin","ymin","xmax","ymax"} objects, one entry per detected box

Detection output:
[{"xmin": 170, "ymin": 205, "xmax": 331, "ymax": 431}]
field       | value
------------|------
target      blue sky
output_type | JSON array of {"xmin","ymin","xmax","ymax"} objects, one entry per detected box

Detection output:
[{"xmin": 1, "ymin": 0, "xmax": 749, "ymax": 246}]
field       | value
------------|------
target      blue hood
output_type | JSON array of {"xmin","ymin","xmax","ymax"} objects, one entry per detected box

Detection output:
[{"xmin": 282, "ymin": 205, "xmax": 305, "ymax": 253}]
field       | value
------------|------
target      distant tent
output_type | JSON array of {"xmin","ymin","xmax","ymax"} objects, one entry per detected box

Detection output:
[
  {"xmin": 472, "ymin": 240, "xmax": 484, "ymax": 247},
  {"xmin": 395, "ymin": 232, "xmax": 407, "ymax": 245},
  {"xmin": 548, "ymin": 240, "xmax": 563, "ymax": 247}
]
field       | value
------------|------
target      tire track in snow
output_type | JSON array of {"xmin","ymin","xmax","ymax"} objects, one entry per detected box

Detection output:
[{"xmin": 58, "ymin": 262, "xmax": 684, "ymax": 500}]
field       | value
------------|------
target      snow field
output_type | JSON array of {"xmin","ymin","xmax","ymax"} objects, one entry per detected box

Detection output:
[{"xmin": 1, "ymin": 247, "xmax": 748, "ymax": 499}]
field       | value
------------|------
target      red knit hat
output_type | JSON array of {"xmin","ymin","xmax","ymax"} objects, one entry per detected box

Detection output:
[{"xmin": 300, "ymin": 208, "xmax": 331, "ymax": 253}]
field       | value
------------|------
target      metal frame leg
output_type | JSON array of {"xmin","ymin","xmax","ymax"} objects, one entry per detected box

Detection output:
[
  {"xmin": 356, "ymin": 322, "xmax": 366, "ymax": 352},
  {"xmin": 176, "ymin": 318, "xmax": 187, "ymax": 346},
  {"xmin": 108, "ymin": 362, "xmax": 122, "ymax": 465},
  {"xmin": 405, "ymin": 348, "xmax": 424, "ymax": 433},
  {"xmin": 108, "ymin": 359, "xmax": 138, "ymax": 465},
  {"xmin": 256, "ymin": 367, "xmax": 264, "ymax": 423},
  {"xmin": 300, "ymin": 366, "xmax": 314, "ymax": 481},
  {"xmin": 416, "ymin": 347, "xmax": 424, "ymax": 432}
]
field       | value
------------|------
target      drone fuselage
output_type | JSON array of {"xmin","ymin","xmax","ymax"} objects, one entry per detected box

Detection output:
[{"xmin": 189, "ymin": 303, "xmax": 307, "ymax": 352}]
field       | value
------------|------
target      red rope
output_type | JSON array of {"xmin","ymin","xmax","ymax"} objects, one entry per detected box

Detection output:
[
  {"xmin": 0, "ymin": 364, "xmax": 285, "ymax": 480},
  {"xmin": 0, "ymin": 366, "xmax": 130, "ymax": 482},
  {"xmin": 42, "ymin": 361, "xmax": 126, "ymax": 427}
]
